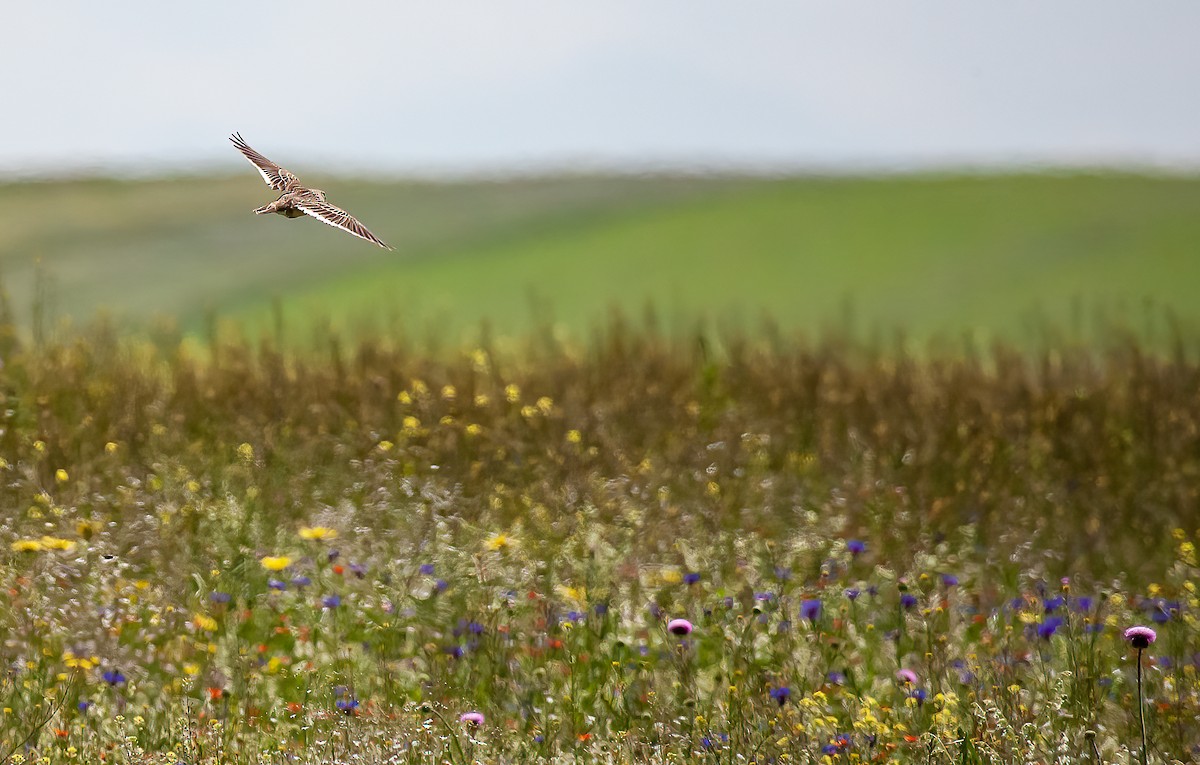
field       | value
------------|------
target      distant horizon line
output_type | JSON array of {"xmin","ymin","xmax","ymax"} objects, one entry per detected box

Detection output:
[{"xmin": 2, "ymin": 153, "xmax": 1199, "ymax": 184}]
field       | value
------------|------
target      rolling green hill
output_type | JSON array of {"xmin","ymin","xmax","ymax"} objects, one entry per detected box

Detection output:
[{"xmin": 1, "ymin": 172, "xmax": 1197, "ymax": 346}]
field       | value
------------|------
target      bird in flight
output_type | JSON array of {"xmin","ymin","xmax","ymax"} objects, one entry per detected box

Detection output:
[{"xmin": 230, "ymin": 133, "xmax": 391, "ymax": 250}]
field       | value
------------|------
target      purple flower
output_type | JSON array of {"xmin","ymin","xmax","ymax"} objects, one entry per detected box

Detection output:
[
  {"xmin": 896, "ymin": 668, "xmax": 918, "ymax": 685},
  {"xmin": 648, "ymin": 602, "xmax": 663, "ymax": 618},
  {"xmin": 291, "ymin": 575, "xmax": 311, "ymax": 588},
  {"xmin": 594, "ymin": 603, "xmax": 609, "ymax": 616},
  {"xmin": 667, "ymin": 618, "xmax": 693, "ymax": 636},
  {"xmin": 209, "ymin": 592, "xmax": 231, "ymax": 604},
  {"xmin": 335, "ymin": 697, "xmax": 359, "ymax": 715},
  {"xmin": 769, "ymin": 686, "xmax": 791, "ymax": 706},
  {"xmin": 1043, "ymin": 596, "xmax": 1064, "ymax": 613},
  {"xmin": 845, "ymin": 587, "xmax": 860, "ymax": 601},
  {"xmin": 800, "ymin": 599, "xmax": 822, "ymax": 623},
  {"xmin": 327, "ymin": 549, "xmax": 340, "ymax": 562},
  {"xmin": 349, "ymin": 563, "xmax": 368, "ymax": 578},
  {"xmin": 77, "ymin": 700, "xmax": 91, "ymax": 712},
  {"xmin": 684, "ymin": 572, "xmax": 701, "ymax": 585},
  {"xmin": 1071, "ymin": 596, "xmax": 1093, "ymax": 613},
  {"xmin": 774, "ymin": 566, "xmax": 792, "ymax": 581},
  {"xmin": 1037, "ymin": 616, "xmax": 1064, "ymax": 640},
  {"xmin": 847, "ymin": 539, "xmax": 866, "ymax": 555},
  {"xmin": 102, "ymin": 670, "xmax": 126, "ymax": 686},
  {"xmin": 1124, "ymin": 625, "xmax": 1157, "ymax": 649},
  {"xmin": 419, "ymin": 563, "xmax": 435, "ymax": 575},
  {"xmin": 435, "ymin": 579, "xmax": 448, "ymax": 592},
  {"xmin": 322, "ymin": 594, "xmax": 341, "ymax": 609},
  {"xmin": 910, "ymin": 688, "xmax": 927, "ymax": 706},
  {"xmin": 940, "ymin": 574, "xmax": 959, "ymax": 587},
  {"xmin": 826, "ymin": 671, "xmax": 846, "ymax": 685},
  {"xmin": 900, "ymin": 593, "xmax": 918, "ymax": 610},
  {"xmin": 268, "ymin": 579, "xmax": 286, "ymax": 591},
  {"xmin": 460, "ymin": 712, "xmax": 484, "ymax": 726}
]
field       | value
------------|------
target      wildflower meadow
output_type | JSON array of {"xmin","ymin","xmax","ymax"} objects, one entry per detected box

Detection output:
[{"xmin": 0, "ymin": 312, "xmax": 1198, "ymax": 764}]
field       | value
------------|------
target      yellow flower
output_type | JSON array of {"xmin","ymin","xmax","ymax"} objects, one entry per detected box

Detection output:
[
  {"xmin": 377, "ymin": 440, "xmax": 394, "ymax": 452},
  {"xmin": 484, "ymin": 532, "xmax": 513, "ymax": 552},
  {"xmin": 104, "ymin": 441, "xmax": 118, "ymax": 454},
  {"xmin": 183, "ymin": 663, "xmax": 200, "ymax": 676},
  {"xmin": 504, "ymin": 384, "xmax": 521, "ymax": 403},
  {"xmin": 193, "ymin": 614, "xmax": 218, "ymax": 632},
  {"xmin": 260, "ymin": 556, "xmax": 292, "ymax": 572},
  {"xmin": 397, "ymin": 390, "xmax": 412, "ymax": 405},
  {"xmin": 441, "ymin": 385, "xmax": 457, "ymax": 401},
  {"xmin": 660, "ymin": 568, "xmax": 683, "ymax": 585},
  {"xmin": 557, "ymin": 584, "xmax": 586, "ymax": 603},
  {"xmin": 474, "ymin": 394, "xmax": 490, "ymax": 407},
  {"xmin": 299, "ymin": 526, "xmax": 338, "ymax": 541},
  {"xmin": 465, "ymin": 423, "xmax": 483, "ymax": 437},
  {"xmin": 236, "ymin": 443, "xmax": 254, "ymax": 462},
  {"xmin": 566, "ymin": 429, "xmax": 582, "ymax": 444},
  {"xmin": 536, "ymin": 396, "xmax": 554, "ymax": 415},
  {"xmin": 11, "ymin": 539, "xmax": 43, "ymax": 553},
  {"xmin": 55, "ymin": 469, "xmax": 69, "ymax": 483},
  {"xmin": 40, "ymin": 536, "xmax": 76, "ymax": 552}
]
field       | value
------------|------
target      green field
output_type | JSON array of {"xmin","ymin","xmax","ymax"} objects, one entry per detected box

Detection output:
[{"xmin": 1, "ymin": 172, "xmax": 1197, "ymax": 346}]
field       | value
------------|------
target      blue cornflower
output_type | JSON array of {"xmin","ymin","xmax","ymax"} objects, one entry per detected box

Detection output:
[
  {"xmin": 1072, "ymin": 596, "xmax": 1093, "ymax": 613},
  {"xmin": 1037, "ymin": 616, "xmax": 1064, "ymax": 639},
  {"xmin": 594, "ymin": 603, "xmax": 609, "ymax": 616},
  {"xmin": 77, "ymin": 700, "xmax": 91, "ymax": 712},
  {"xmin": 754, "ymin": 592, "xmax": 775, "ymax": 602},
  {"xmin": 769, "ymin": 686, "xmax": 791, "ymax": 706},
  {"xmin": 327, "ymin": 549, "xmax": 340, "ymax": 562},
  {"xmin": 827, "ymin": 671, "xmax": 846, "ymax": 685},
  {"xmin": 349, "ymin": 563, "xmax": 368, "ymax": 578},
  {"xmin": 910, "ymin": 688, "xmax": 927, "ymax": 706},
  {"xmin": 102, "ymin": 670, "xmax": 126, "ymax": 686},
  {"xmin": 845, "ymin": 587, "xmax": 860, "ymax": 601},
  {"xmin": 209, "ymin": 592, "xmax": 231, "ymax": 604},
  {"xmin": 419, "ymin": 563, "xmax": 435, "ymax": 575},
  {"xmin": 564, "ymin": 611, "xmax": 584, "ymax": 624},
  {"xmin": 468, "ymin": 621, "xmax": 486, "ymax": 634},
  {"xmin": 268, "ymin": 579, "xmax": 286, "ymax": 591},
  {"xmin": 822, "ymin": 743, "xmax": 839, "ymax": 755},
  {"xmin": 1044, "ymin": 596, "xmax": 1064, "ymax": 613},
  {"xmin": 900, "ymin": 593, "xmax": 918, "ymax": 610},
  {"xmin": 291, "ymin": 575, "xmax": 311, "ymax": 588},
  {"xmin": 435, "ymin": 579, "xmax": 449, "ymax": 592},
  {"xmin": 941, "ymin": 574, "xmax": 959, "ymax": 587},
  {"xmin": 800, "ymin": 599, "xmax": 822, "ymax": 623},
  {"xmin": 774, "ymin": 566, "xmax": 792, "ymax": 581},
  {"xmin": 847, "ymin": 539, "xmax": 866, "ymax": 555},
  {"xmin": 684, "ymin": 572, "xmax": 701, "ymax": 585},
  {"xmin": 322, "ymin": 594, "xmax": 341, "ymax": 609},
  {"xmin": 336, "ymin": 697, "xmax": 359, "ymax": 715}
]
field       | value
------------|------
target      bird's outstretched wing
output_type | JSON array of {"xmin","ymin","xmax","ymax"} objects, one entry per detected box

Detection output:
[
  {"xmin": 296, "ymin": 198, "xmax": 392, "ymax": 250},
  {"xmin": 229, "ymin": 133, "xmax": 303, "ymax": 191}
]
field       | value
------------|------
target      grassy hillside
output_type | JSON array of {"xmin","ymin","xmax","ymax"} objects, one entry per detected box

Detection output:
[{"xmin": 1, "ymin": 172, "xmax": 1197, "ymax": 345}]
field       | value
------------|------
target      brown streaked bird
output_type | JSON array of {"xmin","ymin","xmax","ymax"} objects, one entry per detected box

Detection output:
[{"xmin": 230, "ymin": 133, "xmax": 392, "ymax": 250}]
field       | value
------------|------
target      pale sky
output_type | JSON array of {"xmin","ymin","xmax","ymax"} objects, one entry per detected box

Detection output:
[{"xmin": 2, "ymin": 1, "xmax": 1197, "ymax": 176}]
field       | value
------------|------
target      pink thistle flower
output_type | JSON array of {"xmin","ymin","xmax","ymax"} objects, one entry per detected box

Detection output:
[
  {"xmin": 667, "ymin": 618, "xmax": 693, "ymax": 636},
  {"xmin": 1124, "ymin": 625, "xmax": 1157, "ymax": 649},
  {"xmin": 895, "ymin": 668, "xmax": 918, "ymax": 685},
  {"xmin": 460, "ymin": 712, "xmax": 484, "ymax": 726}
]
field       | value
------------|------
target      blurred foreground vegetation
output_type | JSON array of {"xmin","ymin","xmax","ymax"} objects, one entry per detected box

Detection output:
[{"xmin": 0, "ymin": 311, "xmax": 1197, "ymax": 762}]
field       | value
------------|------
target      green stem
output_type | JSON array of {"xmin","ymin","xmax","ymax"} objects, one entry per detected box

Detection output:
[{"xmin": 1136, "ymin": 647, "xmax": 1147, "ymax": 765}]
